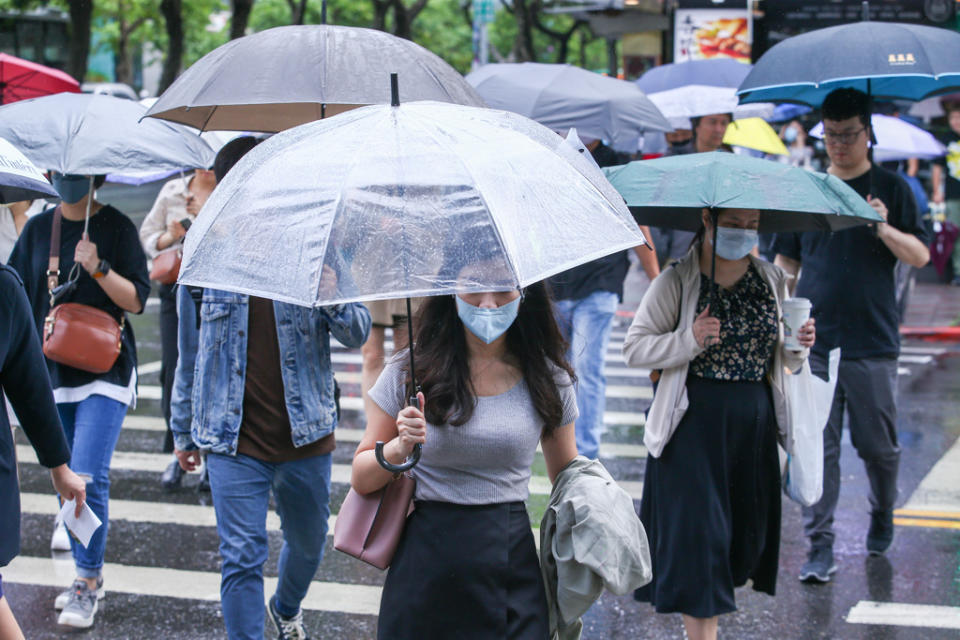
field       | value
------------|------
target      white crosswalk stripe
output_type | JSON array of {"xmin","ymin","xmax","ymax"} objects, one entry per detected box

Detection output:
[
  {"xmin": 3, "ymin": 556, "xmax": 384, "ymax": 616},
  {"xmin": 15, "ymin": 445, "xmax": 644, "ymax": 499},
  {"xmin": 846, "ymin": 601, "xmax": 960, "ymax": 630}
]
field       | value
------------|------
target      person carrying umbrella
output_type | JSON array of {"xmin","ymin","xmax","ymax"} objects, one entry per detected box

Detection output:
[
  {"xmin": 7, "ymin": 173, "xmax": 150, "ymax": 629},
  {"xmin": 621, "ymin": 204, "xmax": 815, "ymax": 640},
  {"xmin": 773, "ymin": 88, "xmax": 931, "ymax": 583},
  {"xmin": 171, "ymin": 138, "xmax": 371, "ymax": 640}
]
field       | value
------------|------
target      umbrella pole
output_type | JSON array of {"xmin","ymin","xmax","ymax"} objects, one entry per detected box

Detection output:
[
  {"xmin": 375, "ymin": 73, "xmax": 422, "ymax": 474},
  {"xmin": 83, "ymin": 175, "xmax": 94, "ymax": 237},
  {"xmin": 707, "ymin": 208, "xmax": 718, "ymax": 311}
]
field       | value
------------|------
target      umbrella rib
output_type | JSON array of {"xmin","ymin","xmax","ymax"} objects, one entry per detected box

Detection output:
[{"xmin": 406, "ymin": 112, "xmax": 522, "ymax": 290}]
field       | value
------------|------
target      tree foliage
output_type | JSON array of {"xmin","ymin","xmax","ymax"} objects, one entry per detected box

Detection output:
[{"xmin": 0, "ymin": 0, "xmax": 615, "ymax": 87}]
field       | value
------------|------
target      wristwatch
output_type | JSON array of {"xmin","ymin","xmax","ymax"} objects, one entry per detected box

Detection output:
[{"xmin": 92, "ymin": 259, "xmax": 111, "ymax": 279}]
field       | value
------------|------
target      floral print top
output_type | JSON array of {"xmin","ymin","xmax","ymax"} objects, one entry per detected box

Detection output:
[{"xmin": 689, "ymin": 263, "xmax": 778, "ymax": 381}]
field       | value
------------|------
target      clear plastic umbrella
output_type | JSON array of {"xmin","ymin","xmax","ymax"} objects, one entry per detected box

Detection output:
[
  {"xmin": 648, "ymin": 85, "xmax": 774, "ymax": 121},
  {"xmin": 179, "ymin": 99, "xmax": 646, "ymax": 308}
]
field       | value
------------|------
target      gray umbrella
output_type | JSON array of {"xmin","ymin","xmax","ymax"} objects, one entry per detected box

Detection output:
[
  {"xmin": 466, "ymin": 63, "xmax": 672, "ymax": 148},
  {"xmin": 0, "ymin": 93, "xmax": 214, "ymax": 176},
  {"xmin": 145, "ymin": 25, "xmax": 486, "ymax": 132}
]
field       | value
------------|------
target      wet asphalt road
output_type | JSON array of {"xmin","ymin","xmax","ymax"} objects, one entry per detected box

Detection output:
[{"xmin": 5, "ymin": 181, "xmax": 960, "ymax": 639}]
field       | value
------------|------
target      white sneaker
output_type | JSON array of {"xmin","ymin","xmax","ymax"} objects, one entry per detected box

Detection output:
[{"xmin": 50, "ymin": 520, "xmax": 71, "ymax": 551}]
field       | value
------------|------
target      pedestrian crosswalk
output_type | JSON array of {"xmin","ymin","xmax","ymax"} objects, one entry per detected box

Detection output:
[
  {"xmin": 9, "ymin": 319, "xmax": 952, "ymax": 638},
  {"xmin": 10, "ymin": 322, "xmax": 652, "ymax": 637}
]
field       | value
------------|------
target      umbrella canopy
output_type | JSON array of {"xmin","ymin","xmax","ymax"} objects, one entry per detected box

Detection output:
[
  {"xmin": 648, "ymin": 85, "xmax": 773, "ymax": 122},
  {"xmin": 145, "ymin": 25, "xmax": 485, "ymax": 132},
  {"xmin": 809, "ymin": 114, "xmax": 945, "ymax": 162},
  {"xmin": 178, "ymin": 101, "xmax": 646, "ymax": 308},
  {"xmin": 636, "ymin": 58, "xmax": 751, "ymax": 94},
  {"xmin": 737, "ymin": 20, "xmax": 960, "ymax": 106},
  {"xmin": 767, "ymin": 103, "xmax": 813, "ymax": 123},
  {"xmin": 0, "ymin": 53, "xmax": 80, "ymax": 104},
  {"xmin": 0, "ymin": 93, "xmax": 215, "ymax": 176},
  {"xmin": 723, "ymin": 118, "xmax": 788, "ymax": 156},
  {"xmin": 603, "ymin": 151, "xmax": 882, "ymax": 233},
  {"xmin": 0, "ymin": 138, "xmax": 58, "ymax": 202},
  {"xmin": 465, "ymin": 62, "xmax": 672, "ymax": 147}
]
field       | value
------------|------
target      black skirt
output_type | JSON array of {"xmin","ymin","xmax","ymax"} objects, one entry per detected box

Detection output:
[
  {"xmin": 378, "ymin": 501, "xmax": 549, "ymax": 640},
  {"xmin": 636, "ymin": 376, "xmax": 781, "ymax": 618}
]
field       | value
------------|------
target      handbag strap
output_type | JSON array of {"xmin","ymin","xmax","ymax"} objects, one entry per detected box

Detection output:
[{"xmin": 47, "ymin": 206, "xmax": 62, "ymax": 294}]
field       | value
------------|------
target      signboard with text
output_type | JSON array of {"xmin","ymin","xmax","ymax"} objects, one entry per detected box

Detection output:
[{"xmin": 764, "ymin": 0, "xmax": 955, "ymax": 30}]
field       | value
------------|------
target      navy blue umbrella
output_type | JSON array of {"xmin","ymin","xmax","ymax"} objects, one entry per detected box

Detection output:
[
  {"xmin": 636, "ymin": 58, "xmax": 750, "ymax": 94},
  {"xmin": 737, "ymin": 15, "xmax": 960, "ymax": 106}
]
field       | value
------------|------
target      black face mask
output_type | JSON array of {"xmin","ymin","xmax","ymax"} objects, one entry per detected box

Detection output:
[{"xmin": 669, "ymin": 138, "xmax": 691, "ymax": 148}]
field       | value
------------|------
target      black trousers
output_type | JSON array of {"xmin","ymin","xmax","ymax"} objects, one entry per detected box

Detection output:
[
  {"xmin": 378, "ymin": 501, "xmax": 548, "ymax": 640},
  {"xmin": 159, "ymin": 283, "xmax": 179, "ymax": 453}
]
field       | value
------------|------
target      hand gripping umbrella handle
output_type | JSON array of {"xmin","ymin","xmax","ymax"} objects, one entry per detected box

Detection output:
[{"xmin": 374, "ymin": 395, "xmax": 422, "ymax": 473}]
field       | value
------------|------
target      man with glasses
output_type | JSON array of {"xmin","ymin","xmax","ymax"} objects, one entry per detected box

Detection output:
[{"xmin": 774, "ymin": 88, "xmax": 929, "ymax": 584}]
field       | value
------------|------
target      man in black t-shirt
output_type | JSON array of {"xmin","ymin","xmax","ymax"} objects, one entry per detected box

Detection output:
[
  {"xmin": 931, "ymin": 104, "xmax": 960, "ymax": 284},
  {"xmin": 774, "ymin": 89, "xmax": 930, "ymax": 584}
]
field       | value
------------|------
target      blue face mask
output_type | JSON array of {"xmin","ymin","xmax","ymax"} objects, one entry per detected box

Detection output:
[
  {"xmin": 51, "ymin": 173, "xmax": 91, "ymax": 204},
  {"xmin": 712, "ymin": 227, "xmax": 758, "ymax": 261},
  {"xmin": 455, "ymin": 295, "xmax": 520, "ymax": 344},
  {"xmin": 783, "ymin": 127, "xmax": 798, "ymax": 144}
]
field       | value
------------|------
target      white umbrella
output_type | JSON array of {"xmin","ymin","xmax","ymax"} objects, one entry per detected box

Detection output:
[
  {"xmin": 809, "ymin": 114, "xmax": 945, "ymax": 162},
  {"xmin": 465, "ymin": 62, "xmax": 672, "ymax": 148},
  {"xmin": 0, "ymin": 137, "xmax": 57, "ymax": 202},
  {"xmin": 179, "ymin": 100, "xmax": 646, "ymax": 308},
  {"xmin": 648, "ymin": 85, "xmax": 774, "ymax": 121},
  {"xmin": 0, "ymin": 93, "xmax": 214, "ymax": 176}
]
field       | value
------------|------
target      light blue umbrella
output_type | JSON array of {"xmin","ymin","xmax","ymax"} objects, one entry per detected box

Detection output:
[{"xmin": 604, "ymin": 152, "xmax": 882, "ymax": 306}]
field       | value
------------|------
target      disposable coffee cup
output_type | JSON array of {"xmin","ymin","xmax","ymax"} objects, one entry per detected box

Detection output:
[{"xmin": 782, "ymin": 297, "xmax": 812, "ymax": 350}]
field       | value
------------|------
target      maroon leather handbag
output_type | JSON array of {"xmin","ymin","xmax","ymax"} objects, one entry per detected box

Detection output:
[{"xmin": 333, "ymin": 473, "xmax": 415, "ymax": 570}]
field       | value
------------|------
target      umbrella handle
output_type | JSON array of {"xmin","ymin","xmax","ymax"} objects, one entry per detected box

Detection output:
[
  {"xmin": 375, "ymin": 394, "xmax": 423, "ymax": 472},
  {"xmin": 375, "ymin": 441, "xmax": 421, "ymax": 473}
]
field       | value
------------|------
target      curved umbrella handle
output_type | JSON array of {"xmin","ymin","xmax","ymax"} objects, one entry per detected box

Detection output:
[
  {"xmin": 375, "ymin": 441, "xmax": 421, "ymax": 473},
  {"xmin": 375, "ymin": 393, "xmax": 423, "ymax": 472}
]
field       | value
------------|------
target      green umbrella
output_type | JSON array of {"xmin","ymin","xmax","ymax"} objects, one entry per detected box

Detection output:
[{"xmin": 603, "ymin": 151, "xmax": 882, "ymax": 305}]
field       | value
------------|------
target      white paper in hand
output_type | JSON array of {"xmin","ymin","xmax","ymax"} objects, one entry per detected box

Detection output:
[{"xmin": 58, "ymin": 499, "xmax": 102, "ymax": 548}]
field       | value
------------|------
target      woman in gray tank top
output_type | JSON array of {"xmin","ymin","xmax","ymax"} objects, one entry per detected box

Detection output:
[{"xmin": 352, "ymin": 279, "xmax": 579, "ymax": 639}]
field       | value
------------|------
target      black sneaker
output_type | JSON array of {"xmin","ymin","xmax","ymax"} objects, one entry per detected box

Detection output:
[
  {"xmin": 268, "ymin": 594, "xmax": 311, "ymax": 640},
  {"xmin": 161, "ymin": 458, "xmax": 184, "ymax": 491},
  {"xmin": 866, "ymin": 510, "xmax": 895, "ymax": 556},
  {"xmin": 799, "ymin": 546, "xmax": 837, "ymax": 583}
]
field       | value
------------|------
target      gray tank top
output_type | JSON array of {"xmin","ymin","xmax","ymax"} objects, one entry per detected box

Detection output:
[{"xmin": 367, "ymin": 357, "xmax": 578, "ymax": 505}]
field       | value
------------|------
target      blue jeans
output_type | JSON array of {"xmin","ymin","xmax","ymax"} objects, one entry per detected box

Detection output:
[
  {"xmin": 553, "ymin": 290, "xmax": 619, "ymax": 459},
  {"xmin": 207, "ymin": 452, "xmax": 333, "ymax": 640},
  {"xmin": 57, "ymin": 394, "xmax": 128, "ymax": 578}
]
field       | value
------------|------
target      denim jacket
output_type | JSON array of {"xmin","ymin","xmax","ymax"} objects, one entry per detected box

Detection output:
[{"xmin": 170, "ymin": 286, "xmax": 371, "ymax": 454}]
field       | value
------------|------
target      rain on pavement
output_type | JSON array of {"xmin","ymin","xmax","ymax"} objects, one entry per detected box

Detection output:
[{"xmin": 6, "ymin": 182, "xmax": 960, "ymax": 639}]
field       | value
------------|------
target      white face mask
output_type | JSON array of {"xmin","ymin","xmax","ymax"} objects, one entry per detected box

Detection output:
[{"xmin": 711, "ymin": 227, "xmax": 758, "ymax": 260}]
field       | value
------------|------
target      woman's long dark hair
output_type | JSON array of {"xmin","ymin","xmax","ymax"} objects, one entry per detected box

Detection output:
[{"xmin": 401, "ymin": 281, "xmax": 575, "ymax": 436}]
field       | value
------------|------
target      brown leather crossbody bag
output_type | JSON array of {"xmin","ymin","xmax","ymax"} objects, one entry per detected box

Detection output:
[{"xmin": 42, "ymin": 207, "xmax": 124, "ymax": 374}]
